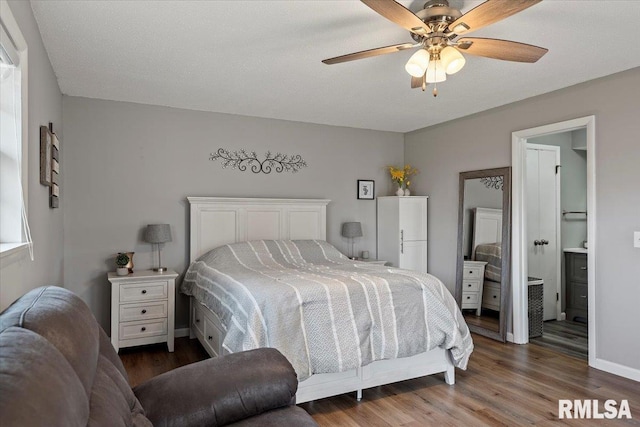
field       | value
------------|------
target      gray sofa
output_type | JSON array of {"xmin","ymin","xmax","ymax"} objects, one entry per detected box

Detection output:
[{"xmin": 0, "ymin": 286, "xmax": 318, "ymax": 426}]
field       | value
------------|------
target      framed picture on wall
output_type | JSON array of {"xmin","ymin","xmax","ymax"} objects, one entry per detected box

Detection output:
[
  {"xmin": 357, "ymin": 179, "xmax": 375, "ymax": 200},
  {"xmin": 40, "ymin": 126, "xmax": 52, "ymax": 186}
]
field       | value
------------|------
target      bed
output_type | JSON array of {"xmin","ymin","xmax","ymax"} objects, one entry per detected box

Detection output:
[
  {"xmin": 182, "ymin": 197, "xmax": 473, "ymax": 403},
  {"xmin": 472, "ymin": 208, "xmax": 503, "ymax": 312}
]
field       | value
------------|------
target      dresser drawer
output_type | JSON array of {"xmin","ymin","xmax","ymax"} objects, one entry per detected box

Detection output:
[
  {"xmin": 119, "ymin": 319, "xmax": 167, "ymax": 340},
  {"xmin": 120, "ymin": 301, "xmax": 167, "ymax": 322},
  {"xmin": 570, "ymin": 283, "xmax": 588, "ymax": 310},
  {"xmin": 120, "ymin": 281, "xmax": 168, "ymax": 302},
  {"xmin": 203, "ymin": 315, "xmax": 223, "ymax": 357},
  {"xmin": 463, "ymin": 267, "xmax": 482, "ymax": 279},
  {"xmin": 192, "ymin": 303, "xmax": 205, "ymax": 336},
  {"xmin": 569, "ymin": 254, "xmax": 588, "ymax": 283},
  {"xmin": 462, "ymin": 280, "xmax": 481, "ymax": 292}
]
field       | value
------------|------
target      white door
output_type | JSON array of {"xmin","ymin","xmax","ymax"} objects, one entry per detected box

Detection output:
[
  {"xmin": 527, "ymin": 144, "xmax": 561, "ymax": 320},
  {"xmin": 399, "ymin": 197, "xmax": 427, "ymax": 241},
  {"xmin": 400, "ymin": 240, "xmax": 428, "ymax": 273}
]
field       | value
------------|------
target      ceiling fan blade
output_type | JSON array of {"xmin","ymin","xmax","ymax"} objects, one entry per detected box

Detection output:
[
  {"xmin": 322, "ymin": 43, "xmax": 416, "ymax": 65},
  {"xmin": 361, "ymin": 0, "xmax": 431, "ymax": 36},
  {"xmin": 456, "ymin": 37, "xmax": 547, "ymax": 63},
  {"xmin": 448, "ymin": 0, "xmax": 541, "ymax": 35}
]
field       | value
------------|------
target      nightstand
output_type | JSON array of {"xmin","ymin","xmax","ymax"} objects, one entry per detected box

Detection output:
[
  {"xmin": 108, "ymin": 269, "xmax": 178, "ymax": 353},
  {"xmin": 462, "ymin": 261, "xmax": 487, "ymax": 316}
]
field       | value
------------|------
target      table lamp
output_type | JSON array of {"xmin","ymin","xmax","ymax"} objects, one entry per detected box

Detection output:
[
  {"xmin": 144, "ymin": 224, "xmax": 172, "ymax": 272},
  {"xmin": 341, "ymin": 222, "xmax": 363, "ymax": 259}
]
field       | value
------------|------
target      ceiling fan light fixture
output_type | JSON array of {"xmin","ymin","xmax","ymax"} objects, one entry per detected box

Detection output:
[
  {"xmin": 405, "ymin": 49, "xmax": 429, "ymax": 78},
  {"xmin": 440, "ymin": 46, "xmax": 465, "ymax": 75},
  {"xmin": 425, "ymin": 60, "xmax": 446, "ymax": 83}
]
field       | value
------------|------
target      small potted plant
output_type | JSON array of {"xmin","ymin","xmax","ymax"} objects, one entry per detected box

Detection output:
[{"xmin": 116, "ymin": 253, "xmax": 130, "ymax": 276}]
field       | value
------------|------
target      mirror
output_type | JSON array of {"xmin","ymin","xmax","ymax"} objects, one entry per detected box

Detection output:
[{"xmin": 455, "ymin": 167, "xmax": 511, "ymax": 342}]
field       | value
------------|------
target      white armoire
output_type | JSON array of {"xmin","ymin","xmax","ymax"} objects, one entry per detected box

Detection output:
[{"xmin": 377, "ymin": 196, "xmax": 428, "ymax": 273}]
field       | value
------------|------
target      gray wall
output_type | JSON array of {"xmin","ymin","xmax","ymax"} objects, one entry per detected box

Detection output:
[
  {"xmin": 405, "ymin": 67, "xmax": 640, "ymax": 370},
  {"xmin": 1, "ymin": 1, "xmax": 63, "ymax": 306},
  {"xmin": 62, "ymin": 96, "xmax": 403, "ymax": 332}
]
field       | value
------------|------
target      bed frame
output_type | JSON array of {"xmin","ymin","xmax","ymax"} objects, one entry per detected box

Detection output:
[
  {"xmin": 186, "ymin": 196, "xmax": 455, "ymax": 403},
  {"xmin": 471, "ymin": 207, "xmax": 503, "ymax": 259}
]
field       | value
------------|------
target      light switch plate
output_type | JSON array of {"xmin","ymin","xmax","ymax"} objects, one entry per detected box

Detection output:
[{"xmin": 635, "ymin": 231, "xmax": 640, "ymax": 248}]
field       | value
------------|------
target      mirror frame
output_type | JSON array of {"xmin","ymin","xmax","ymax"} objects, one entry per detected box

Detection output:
[{"xmin": 455, "ymin": 167, "xmax": 511, "ymax": 342}]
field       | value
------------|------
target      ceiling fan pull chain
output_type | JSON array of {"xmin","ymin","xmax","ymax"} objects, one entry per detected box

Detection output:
[{"xmin": 432, "ymin": 61, "xmax": 438, "ymax": 97}]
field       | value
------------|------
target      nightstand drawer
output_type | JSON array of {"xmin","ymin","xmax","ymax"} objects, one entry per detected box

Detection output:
[
  {"xmin": 119, "ymin": 319, "xmax": 167, "ymax": 340},
  {"xmin": 462, "ymin": 280, "xmax": 480, "ymax": 292},
  {"xmin": 120, "ymin": 301, "xmax": 168, "ymax": 322},
  {"xmin": 463, "ymin": 267, "xmax": 482, "ymax": 279},
  {"xmin": 120, "ymin": 281, "xmax": 168, "ymax": 302},
  {"xmin": 462, "ymin": 292, "xmax": 479, "ymax": 305}
]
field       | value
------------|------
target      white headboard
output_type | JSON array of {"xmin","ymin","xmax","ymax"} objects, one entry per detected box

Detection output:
[
  {"xmin": 187, "ymin": 197, "xmax": 330, "ymax": 262},
  {"xmin": 472, "ymin": 207, "xmax": 502, "ymax": 259}
]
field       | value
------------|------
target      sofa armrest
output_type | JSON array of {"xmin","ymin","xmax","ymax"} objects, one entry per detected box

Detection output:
[{"xmin": 133, "ymin": 348, "xmax": 298, "ymax": 427}]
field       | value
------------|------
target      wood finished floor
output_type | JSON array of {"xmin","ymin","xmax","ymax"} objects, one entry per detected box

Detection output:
[
  {"xmin": 530, "ymin": 320, "xmax": 589, "ymax": 360},
  {"xmin": 120, "ymin": 336, "xmax": 639, "ymax": 426}
]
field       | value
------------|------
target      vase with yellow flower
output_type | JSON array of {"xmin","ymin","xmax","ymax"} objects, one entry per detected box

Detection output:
[{"xmin": 387, "ymin": 165, "xmax": 418, "ymax": 196}]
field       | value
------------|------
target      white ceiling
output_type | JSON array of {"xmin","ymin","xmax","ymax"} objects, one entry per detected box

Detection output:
[{"xmin": 31, "ymin": 0, "xmax": 640, "ymax": 133}]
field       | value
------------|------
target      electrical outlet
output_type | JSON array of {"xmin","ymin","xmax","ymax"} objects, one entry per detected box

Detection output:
[{"xmin": 635, "ymin": 231, "xmax": 640, "ymax": 248}]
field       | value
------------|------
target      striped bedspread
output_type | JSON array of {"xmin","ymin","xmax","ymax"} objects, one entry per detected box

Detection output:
[
  {"xmin": 181, "ymin": 240, "xmax": 473, "ymax": 380},
  {"xmin": 474, "ymin": 243, "xmax": 502, "ymax": 282}
]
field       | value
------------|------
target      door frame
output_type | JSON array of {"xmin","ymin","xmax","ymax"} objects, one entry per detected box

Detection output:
[
  {"xmin": 525, "ymin": 143, "xmax": 562, "ymax": 321},
  {"xmin": 511, "ymin": 116, "xmax": 596, "ymax": 367}
]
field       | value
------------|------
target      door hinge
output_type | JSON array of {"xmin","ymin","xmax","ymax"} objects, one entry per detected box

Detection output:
[{"xmin": 555, "ymin": 165, "xmax": 561, "ymax": 174}]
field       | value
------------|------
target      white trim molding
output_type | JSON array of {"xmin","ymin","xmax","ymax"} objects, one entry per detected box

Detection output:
[{"xmin": 511, "ymin": 116, "xmax": 596, "ymax": 362}]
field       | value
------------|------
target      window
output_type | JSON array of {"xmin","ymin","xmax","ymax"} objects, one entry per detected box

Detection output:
[{"xmin": 0, "ymin": 4, "xmax": 31, "ymax": 258}]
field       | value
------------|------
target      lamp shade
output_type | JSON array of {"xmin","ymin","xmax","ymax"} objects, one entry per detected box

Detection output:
[
  {"xmin": 440, "ymin": 46, "xmax": 465, "ymax": 75},
  {"xmin": 144, "ymin": 224, "xmax": 172, "ymax": 243},
  {"xmin": 341, "ymin": 222, "xmax": 363, "ymax": 238},
  {"xmin": 405, "ymin": 49, "xmax": 429, "ymax": 78},
  {"xmin": 426, "ymin": 60, "xmax": 446, "ymax": 83}
]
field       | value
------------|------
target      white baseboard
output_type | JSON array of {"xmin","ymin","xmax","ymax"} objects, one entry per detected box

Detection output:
[
  {"xmin": 591, "ymin": 357, "xmax": 640, "ymax": 382},
  {"xmin": 174, "ymin": 327, "xmax": 190, "ymax": 338}
]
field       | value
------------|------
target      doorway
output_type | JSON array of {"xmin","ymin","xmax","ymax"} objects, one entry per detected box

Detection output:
[{"xmin": 511, "ymin": 116, "xmax": 596, "ymax": 367}]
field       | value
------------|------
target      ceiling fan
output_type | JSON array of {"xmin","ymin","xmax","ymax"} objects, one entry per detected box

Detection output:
[{"xmin": 322, "ymin": 0, "xmax": 548, "ymax": 96}]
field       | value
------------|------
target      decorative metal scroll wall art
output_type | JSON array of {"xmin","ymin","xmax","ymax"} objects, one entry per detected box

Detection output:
[
  {"xmin": 480, "ymin": 175, "xmax": 504, "ymax": 190},
  {"xmin": 210, "ymin": 148, "xmax": 307, "ymax": 174}
]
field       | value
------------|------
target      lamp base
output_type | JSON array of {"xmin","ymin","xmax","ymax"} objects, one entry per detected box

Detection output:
[{"xmin": 153, "ymin": 267, "xmax": 168, "ymax": 272}]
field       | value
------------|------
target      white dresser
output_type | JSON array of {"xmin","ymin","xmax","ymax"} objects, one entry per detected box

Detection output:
[
  {"xmin": 377, "ymin": 196, "xmax": 428, "ymax": 273},
  {"xmin": 461, "ymin": 261, "xmax": 487, "ymax": 315},
  {"xmin": 108, "ymin": 269, "xmax": 177, "ymax": 352}
]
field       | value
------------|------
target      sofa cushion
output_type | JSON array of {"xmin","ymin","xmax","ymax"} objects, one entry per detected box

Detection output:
[
  {"xmin": 1, "ymin": 286, "xmax": 149, "ymax": 426},
  {"xmin": 88, "ymin": 355, "xmax": 152, "ymax": 427},
  {"xmin": 0, "ymin": 286, "xmax": 100, "ymax": 396},
  {"xmin": 0, "ymin": 327, "xmax": 89, "ymax": 426},
  {"xmin": 226, "ymin": 406, "xmax": 319, "ymax": 427}
]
